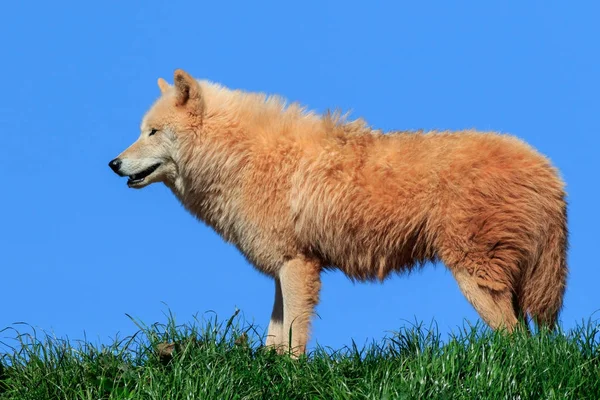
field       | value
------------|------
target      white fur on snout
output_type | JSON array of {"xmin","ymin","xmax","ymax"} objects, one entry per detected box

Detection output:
[{"xmin": 119, "ymin": 157, "xmax": 163, "ymax": 176}]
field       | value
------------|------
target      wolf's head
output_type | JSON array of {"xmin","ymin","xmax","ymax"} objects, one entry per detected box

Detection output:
[{"xmin": 109, "ymin": 69, "xmax": 204, "ymax": 189}]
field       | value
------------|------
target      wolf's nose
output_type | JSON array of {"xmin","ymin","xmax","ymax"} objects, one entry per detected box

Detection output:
[{"xmin": 109, "ymin": 158, "xmax": 122, "ymax": 174}]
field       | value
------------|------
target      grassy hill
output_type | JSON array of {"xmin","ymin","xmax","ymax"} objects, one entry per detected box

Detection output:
[{"xmin": 1, "ymin": 312, "xmax": 598, "ymax": 399}]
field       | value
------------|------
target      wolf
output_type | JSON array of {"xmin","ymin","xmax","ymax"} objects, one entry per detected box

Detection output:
[{"xmin": 109, "ymin": 69, "xmax": 568, "ymax": 356}]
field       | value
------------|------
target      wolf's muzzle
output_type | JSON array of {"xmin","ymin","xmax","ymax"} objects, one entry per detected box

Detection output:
[{"xmin": 109, "ymin": 158, "xmax": 123, "ymax": 176}]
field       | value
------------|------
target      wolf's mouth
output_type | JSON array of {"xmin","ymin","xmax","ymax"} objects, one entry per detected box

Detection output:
[{"xmin": 127, "ymin": 163, "xmax": 161, "ymax": 187}]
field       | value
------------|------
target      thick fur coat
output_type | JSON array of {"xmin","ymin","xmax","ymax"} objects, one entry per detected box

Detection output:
[{"xmin": 109, "ymin": 70, "xmax": 568, "ymax": 355}]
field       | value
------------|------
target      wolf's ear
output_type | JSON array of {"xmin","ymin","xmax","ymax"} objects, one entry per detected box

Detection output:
[
  {"xmin": 157, "ymin": 77, "xmax": 171, "ymax": 94},
  {"xmin": 174, "ymin": 69, "xmax": 204, "ymax": 112}
]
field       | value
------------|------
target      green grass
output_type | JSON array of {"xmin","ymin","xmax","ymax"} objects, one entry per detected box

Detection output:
[{"xmin": 0, "ymin": 311, "xmax": 598, "ymax": 399}]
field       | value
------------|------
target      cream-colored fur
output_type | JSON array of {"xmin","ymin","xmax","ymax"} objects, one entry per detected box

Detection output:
[{"xmin": 110, "ymin": 69, "xmax": 568, "ymax": 356}]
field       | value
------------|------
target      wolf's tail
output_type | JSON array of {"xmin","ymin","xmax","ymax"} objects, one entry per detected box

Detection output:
[{"xmin": 521, "ymin": 203, "xmax": 568, "ymax": 329}]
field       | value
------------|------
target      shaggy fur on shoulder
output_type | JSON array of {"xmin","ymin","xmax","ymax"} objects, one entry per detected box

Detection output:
[{"xmin": 110, "ymin": 69, "xmax": 568, "ymax": 356}]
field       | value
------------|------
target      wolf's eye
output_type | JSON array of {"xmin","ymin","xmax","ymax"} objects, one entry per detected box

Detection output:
[{"xmin": 149, "ymin": 129, "xmax": 158, "ymax": 136}]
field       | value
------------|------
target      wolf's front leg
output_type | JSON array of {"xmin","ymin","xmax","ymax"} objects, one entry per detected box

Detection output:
[
  {"xmin": 278, "ymin": 258, "xmax": 321, "ymax": 357},
  {"xmin": 265, "ymin": 278, "xmax": 283, "ymax": 350}
]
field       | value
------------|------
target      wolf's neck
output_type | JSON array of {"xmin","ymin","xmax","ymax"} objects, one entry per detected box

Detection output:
[{"xmin": 166, "ymin": 128, "xmax": 249, "ymax": 243}]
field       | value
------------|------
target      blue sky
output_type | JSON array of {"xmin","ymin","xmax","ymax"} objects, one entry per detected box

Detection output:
[{"xmin": 1, "ymin": 1, "xmax": 598, "ymax": 351}]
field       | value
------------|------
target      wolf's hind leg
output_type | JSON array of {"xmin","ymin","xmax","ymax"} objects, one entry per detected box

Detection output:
[
  {"xmin": 279, "ymin": 258, "xmax": 321, "ymax": 357},
  {"xmin": 452, "ymin": 267, "xmax": 518, "ymax": 331}
]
